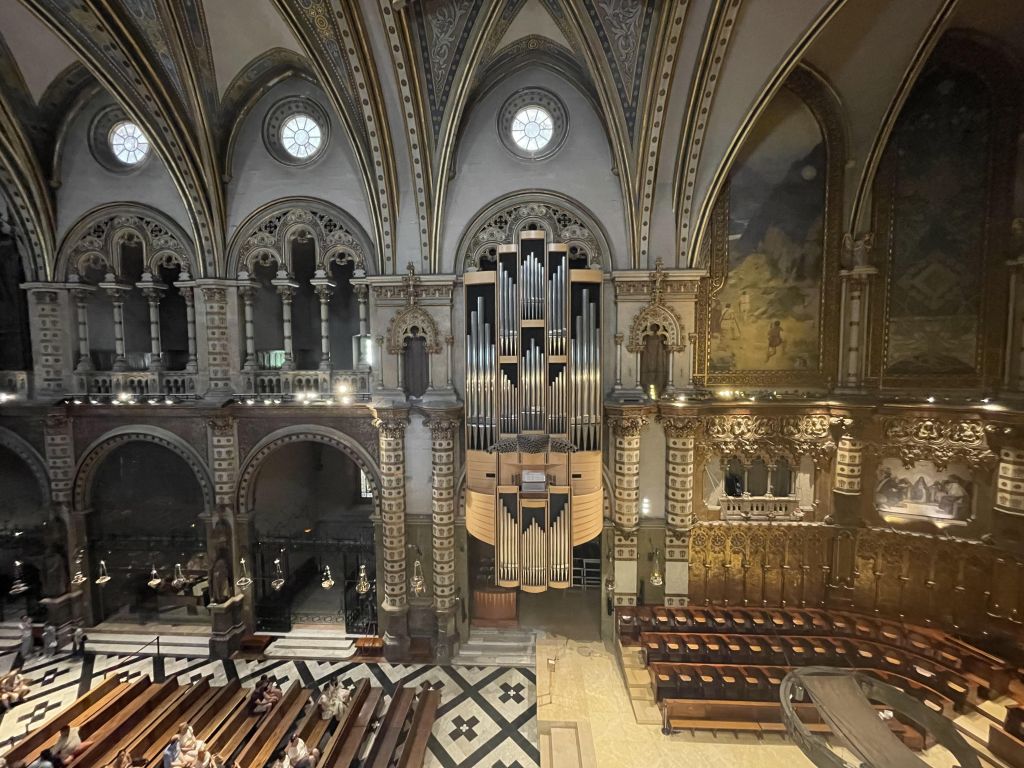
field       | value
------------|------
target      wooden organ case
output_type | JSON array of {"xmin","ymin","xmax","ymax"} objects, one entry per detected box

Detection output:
[{"xmin": 464, "ymin": 229, "xmax": 603, "ymax": 593}]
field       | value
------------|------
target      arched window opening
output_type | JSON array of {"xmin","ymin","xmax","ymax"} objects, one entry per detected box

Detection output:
[
  {"xmin": 250, "ymin": 441, "xmax": 376, "ymax": 632},
  {"xmin": 119, "ymin": 239, "xmax": 150, "ymax": 370},
  {"xmin": 639, "ymin": 326, "xmax": 669, "ymax": 399},
  {"xmin": 402, "ymin": 326, "xmax": 429, "ymax": 400},
  {"xmin": 88, "ymin": 441, "xmax": 206, "ymax": 624},
  {"xmin": 79, "ymin": 262, "xmax": 115, "ymax": 372},
  {"xmin": 290, "ymin": 236, "xmax": 319, "ymax": 370},
  {"xmin": 0, "ymin": 444, "xmax": 52, "ymax": 617},
  {"xmin": 724, "ymin": 457, "xmax": 793, "ymax": 497},
  {"xmin": 252, "ymin": 261, "xmax": 285, "ymax": 369},
  {"xmin": 157, "ymin": 264, "xmax": 189, "ymax": 371},
  {"xmin": 328, "ymin": 260, "xmax": 358, "ymax": 369}
]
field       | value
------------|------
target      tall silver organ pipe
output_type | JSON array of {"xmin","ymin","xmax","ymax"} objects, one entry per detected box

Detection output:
[
  {"xmin": 547, "ymin": 261, "xmax": 565, "ymax": 356},
  {"xmin": 523, "ymin": 250, "xmax": 543, "ymax": 320},
  {"xmin": 571, "ymin": 288, "xmax": 600, "ymax": 451},
  {"xmin": 500, "ymin": 370, "xmax": 519, "ymax": 434},
  {"xmin": 548, "ymin": 512, "xmax": 570, "ymax": 586},
  {"xmin": 499, "ymin": 265, "xmax": 517, "ymax": 356},
  {"xmin": 496, "ymin": 499, "xmax": 518, "ymax": 586},
  {"xmin": 467, "ymin": 295, "xmax": 496, "ymax": 450},
  {"xmin": 521, "ymin": 339, "xmax": 544, "ymax": 431},
  {"xmin": 548, "ymin": 368, "xmax": 566, "ymax": 434}
]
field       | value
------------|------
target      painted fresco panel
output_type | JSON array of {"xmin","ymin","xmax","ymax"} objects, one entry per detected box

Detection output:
[
  {"xmin": 874, "ymin": 458, "xmax": 972, "ymax": 523},
  {"xmin": 710, "ymin": 89, "xmax": 825, "ymax": 373},
  {"xmin": 884, "ymin": 68, "xmax": 991, "ymax": 375}
]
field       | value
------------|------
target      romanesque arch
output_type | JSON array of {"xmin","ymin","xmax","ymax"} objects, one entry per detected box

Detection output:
[
  {"xmin": 0, "ymin": 426, "xmax": 50, "ymax": 508},
  {"xmin": 72, "ymin": 426, "xmax": 215, "ymax": 512}
]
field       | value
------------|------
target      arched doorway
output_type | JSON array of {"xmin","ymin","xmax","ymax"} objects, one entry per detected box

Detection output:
[
  {"xmin": 248, "ymin": 440, "xmax": 376, "ymax": 632},
  {"xmin": 0, "ymin": 442, "xmax": 53, "ymax": 621},
  {"xmin": 87, "ymin": 441, "xmax": 207, "ymax": 624}
]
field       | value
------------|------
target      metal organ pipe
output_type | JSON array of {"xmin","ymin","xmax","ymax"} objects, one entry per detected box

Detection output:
[
  {"xmin": 524, "ymin": 251, "xmax": 543, "ymax": 320},
  {"xmin": 467, "ymin": 295, "xmax": 496, "ymax": 450}
]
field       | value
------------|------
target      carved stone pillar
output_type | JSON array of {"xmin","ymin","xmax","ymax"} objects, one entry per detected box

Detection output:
[
  {"xmin": 22, "ymin": 285, "xmax": 73, "ymax": 395},
  {"xmin": 195, "ymin": 282, "xmax": 234, "ymax": 393},
  {"xmin": 994, "ymin": 446, "xmax": 1024, "ymax": 554},
  {"xmin": 613, "ymin": 333, "xmax": 624, "ymax": 389},
  {"xmin": 273, "ymin": 281, "xmax": 297, "ymax": 371},
  {"xmin": 445, "ymin": 335, "xmax": 454, "ymax": 389},
  {"xmin": 831, "ymin": 436, "xmax": 863, "ymax": 526},
  {"xmin": 838, "ymin": 266, "xmax": 877, "ymax": 388},
  {"xmin": 375, "ymin": 335, "xmax": 385, "ymax": 388},
  {"xmin": 1008, "ymin": 258, "xmax": 1024, "ymax": 389},
  {"xmin": 181, "ymin": 286, "xmax": 199, "ymax": 373},
  {"xmin": 100, "ymin": 280, "xmax": 130, "ymax": 372},
  {"xmin": 238, "ymin": 285, "xmax": 257, "ymax": 371},
  {"xmin": 140, "ymin": 283, "xmax": 165, "ymax": 372},
  {"xmin": 661, "ymin": 415, "xmax": 699, "ymax": 606},
  {"xmin": 70, "ymin": 286, "xmax": 94, "ymax": 373},
  {"xmin": 607, "ymin": 407, "xmax": 649, "ymax": 606},
  {"xmin": 311, "ymin": 278, "xmax": 335, "ymax": 372},
  {"xmin": 373, "ymin": 408, "xmax": 409, "ymax": 659},
  {"xmin": 426, "ymin": 412, "xmax": 460, "ymax": 661}
]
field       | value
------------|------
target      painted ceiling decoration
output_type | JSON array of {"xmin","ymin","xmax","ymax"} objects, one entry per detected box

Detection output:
[
  {"xmin": 581, "ymin": 0, "xmax": 657, "ymax": 140},
  {"xmin": 0, "ymin": 0, "xmax": 1018, "ymax": 279}
]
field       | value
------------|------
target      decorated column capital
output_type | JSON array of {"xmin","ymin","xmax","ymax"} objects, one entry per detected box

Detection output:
[
  {"xmin": 658, "ymin": 414, "xmax": 701, "ymax": 439},
  {"xmin": 607, "ymin": 413, "xmax": 650, "ymax": 438}
]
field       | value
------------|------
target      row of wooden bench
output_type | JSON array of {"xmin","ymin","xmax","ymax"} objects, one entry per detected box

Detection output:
[
  {"xmin": 641, "ymin": 631, "xmax": 977, "ymax": 709},
  {"xmin": 3, "ymin": 672, "xmax": 439, "ymax": 768},
  {"xmin": 618, "ymin": 605, "xmax": 1015, "ymax": 696}
]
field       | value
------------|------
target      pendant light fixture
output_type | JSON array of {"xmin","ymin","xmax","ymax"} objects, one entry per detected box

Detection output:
[
  {"xmin": 355, "ymin": 564, "xmax": 371, "ymax": 595},
  {"xmin": 271, "ymin": 558, "xmax": 285, "ymax": 591},
  {"xmin": 147, "ymin": 565, "xmax": 162, "ymax": 589},
  {"xmin": 321, "ymin": 565, "xmax": 335, "ymax": 589},
  {"xmin": 9, "ymin": 560, "xmax": 28, "ymax": 596},
  {"xmin": 648, "ymin": 548, "xmax": 664, "ymax": 587},
  {"xmin": 95, "ymin": 560, "xmax": 111, "ymax": 585},
  {"xmin": 235, "ymin": 557, "xmax": 253, "ymax": 588},
  {"xmin": 410, "ymin": 559, "xmax": 427, "ymax": 597},
  {"xmin": 171, "ymin": 563, "xmax": 186, "ymax": 590},
  {"xmin": 71, "ymin": 548, "xmax": 87, "ymax": 585}
]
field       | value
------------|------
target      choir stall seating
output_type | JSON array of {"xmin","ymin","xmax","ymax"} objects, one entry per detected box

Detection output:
[
  {"xmin": 617, "ymin": 605, "xmax": 1023, "ymax": 745},
  {"xmin": 2, "ymin": 675, "xmax": 439, "ymax": 768}
]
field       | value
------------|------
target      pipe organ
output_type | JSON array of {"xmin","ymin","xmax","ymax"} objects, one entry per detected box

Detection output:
[{"xmin": 465, "ymin": 229, "xmax": 604, "ymax": 593}]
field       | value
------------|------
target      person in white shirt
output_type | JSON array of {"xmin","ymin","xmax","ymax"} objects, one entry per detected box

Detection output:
[
  {"xmin": 52, "ymin": 725, "xmax": 82, "ymax": 761},
  {"xmin": 191, "ymin": 748, "xmax": 213, "ymax": 768},
  {"xmin": 269, "ymin": 750, "xmax": 290, "ymax": 768},
  {"xmin": 284, "ymin": 732, "xmax": 319, "ymax": 768},
  {"xmin": 177, "ymin": 722, "xmax": 205, "ymax": 758}
]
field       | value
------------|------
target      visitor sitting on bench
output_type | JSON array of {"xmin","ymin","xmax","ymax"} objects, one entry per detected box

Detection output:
[
  {"xmin": 53, "ymin": 725, "xmax": 85, "ymax": 763},
  {"xmin": 285, "ymin": 732, "xmax": 319, "ymax": 768},
  {"xmin": 249, "ymin": 681, "xmax": 274, "ymax": 715},
  {"xmin": 105, "ymin": 749, "xmax": 134, "ymax": 768},
  {"xmin": 1, "ymin": 672, "xmax": 30, "ymax": 710},
  {"xmin": 177, "ymin": 721, "xmax": 205, "ymax": 760},
  {"xmin": 28, "ymin": 749, "xmax": 58, "ymax": 768}
]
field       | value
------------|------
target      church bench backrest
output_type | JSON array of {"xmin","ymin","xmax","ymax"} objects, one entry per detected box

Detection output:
[
  {"xmin": 68, "ymin": 680, "xmax": 176, "ymax": 768},
  {"xmin": 205, "ymin": 684, "xmax": 270, "ymax": 758},
  {"xmin": 397, "ymin": 690, "xmax": 441, "ymax": 768},
  {"xmin": 2, "ymin": 674, "xmax": 123, "ymax": 765},
  {"xmin": 89, "ymin": 682, "xmax": 198, "ymax": 768},
  {"xmin": 325, "ymin": 687, "xmax": 383, "ymax": 768},
  {"xmin": 365, "ymin": 687, "xmax": 417, "ymax": 768},
  {"xmin": 123, "ymin": 677, "xmax": 211, "ymax": 759},
  {"xmin": 233, "ymin": 682, "xmax": 307, "ymax": 768},
  {"xmin": 306, "ymin": 680, "xmax": 370, "ymax": 755},
  {"xmin": 194, "ymin": 679, "xmax": 243, "ymax": 735}
]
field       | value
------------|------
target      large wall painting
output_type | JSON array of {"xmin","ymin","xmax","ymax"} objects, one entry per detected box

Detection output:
[
  {"xmin": 882, "ymin": 66, "xmax": 991, "ymax": 377},
  {"xmin": 874, "ymin": 458, "xmax": 972, "ymax": 525},
  {"xmin": 696, "ymin": 69, "xmax": 840, "ymax": 390}
]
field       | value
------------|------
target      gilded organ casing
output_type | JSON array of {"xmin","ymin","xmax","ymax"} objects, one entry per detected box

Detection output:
[{"xmin": 464, "ymin": 230, "xmax": 603, "ymax": 592}]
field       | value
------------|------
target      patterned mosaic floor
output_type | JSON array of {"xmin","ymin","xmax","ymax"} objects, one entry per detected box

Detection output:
[{"xmin": 0, "ymin": 650, "xmax": 539, "ymax": 768}]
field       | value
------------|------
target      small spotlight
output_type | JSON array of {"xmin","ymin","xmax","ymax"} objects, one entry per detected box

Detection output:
[
  {"xmin": 116, "ymin": 391, "xmax": 132, "ymax": 403},
  {"xmin": 90, "ymin": 398, "xmax": 100, "ymax": 405},
  {"xmin": 263, "ymin": 398, "xmax": 272, "ymax": 406},
  {"xmin": 246, "ymin": 398, "xmax": 255, "ymax": 406},
  {"xmin": 926, "ymin": 396, "xmax": 936, "ymax": 404},
  {"xmin": 273, "ymin": 398, "xmax": 282, "ymax": 405},
  {"xmin": 164, "ymin": 397, "xmax": 174, "ymax": 405},
  {"xmin": 341, "ymin": 394, "xmax": 353, "ymax": 406},
  {"xmin": 148, "ymin": 398, "xmax": 159, "ymax": 405},
  {"xmin": 72, "ymin": 398, "xmax": 83, "ymax": 405},
  {"xmin": 337, "ymin": 382, "xmax": 351, "ymax": 396}
]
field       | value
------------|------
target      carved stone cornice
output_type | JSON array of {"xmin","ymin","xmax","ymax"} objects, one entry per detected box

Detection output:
[
  {"xmin": 703, "ymin": 412, "xmax": 838, "ymax": 468},
  {"xmin": 877, "ymin": 416, "xmax": 996, "ymax": 471},
  {"xmin": 657, "ymin": 414, "xmax": 701, "ymax": 439}
]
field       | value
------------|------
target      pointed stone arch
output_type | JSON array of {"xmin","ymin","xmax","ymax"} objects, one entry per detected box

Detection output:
[
  {"xmin": 626, "ymin": 302, "xmax": 686, "ymax": 354},
  {"xmin": 386, "ymin": 305, "xmax": 442, "ymax": 355}
]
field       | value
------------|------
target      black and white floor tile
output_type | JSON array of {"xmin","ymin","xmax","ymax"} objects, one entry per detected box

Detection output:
[{"xmin": 0, "ymin": 650, "xmax": 539, "ymax": 768}]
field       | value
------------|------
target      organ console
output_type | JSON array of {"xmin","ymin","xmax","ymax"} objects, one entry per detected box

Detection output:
[{"xmin": 465, "ymin": 229, "xmax": 604, "ymax": 593}]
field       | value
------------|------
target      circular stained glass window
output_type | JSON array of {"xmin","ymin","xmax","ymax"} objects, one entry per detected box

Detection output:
[
  {"xmin": 109, "ymin": 121, "xmax": 150, "ymax": 166},
  {"xmin": 511, "ymin": 106, "xmax": 554, "ymax": 152},
  {"xmin": 281, "ymin": 114, "xmax": 323, "ymax": 159}
]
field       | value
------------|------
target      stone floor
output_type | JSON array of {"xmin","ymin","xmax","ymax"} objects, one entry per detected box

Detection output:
[{"xmin": 0, "ymin": 649, "xmax": 539, "ymax": 768}]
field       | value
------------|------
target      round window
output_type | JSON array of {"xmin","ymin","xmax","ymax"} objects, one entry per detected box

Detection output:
[
  {"xmin": 511, "ymin": 106, "xmax": 554, "ymax": 152},
  {"xmin": 498, "ymin": 88, "xmax": 568, "ymax": 160},
  {"xmin": 280, "ymin": 114, "xmax": 323, "ymax": 159},
  {"xmin": 109, "ymin": 121, "xmax": 150, "ymax": 166}
]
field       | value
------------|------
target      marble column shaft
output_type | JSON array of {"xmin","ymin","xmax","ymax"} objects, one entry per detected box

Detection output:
[
  {"xmin": 608, "ymin": 411, "xmax": 648, "ymax": 606},
  {"xmin": 427, "ymin": 415, "xmax": 459, "ymax": 609},
  {"xmin": 374, "ymin": 411, "xmax": 408, "ymax": 608},
  {"xmin": 661, "ymin": 416, "xmax": 698, "ymax": 607}
]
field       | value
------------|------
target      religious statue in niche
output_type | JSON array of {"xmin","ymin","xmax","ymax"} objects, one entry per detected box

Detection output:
[{"xmin": 874, "ymin": 458, "xmax": 972, "ymax": 522}]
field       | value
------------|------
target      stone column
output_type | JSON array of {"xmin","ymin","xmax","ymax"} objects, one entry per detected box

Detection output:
[
  {"xmin": 1008, "ymin": 259, "xmax": 1024, "ymax": 389},
  {"xmin": 70, "ymin": 286, "xmax": 94, "ymax": 373},
  {"xmin": 831, "ymin": 436, "xmax": 863, "ymax": 527},
  {"xmin": 99, "ymin": 280, "xmax": 130, "ymax": 372},
  {"xmin": 273, "ymin": 282, "xmax": 297, "ymax": 371},
  {"xmin": 614, "ymin": 333, "xmax": 624, "ymax": 389},
  {"xmin": 43, "ymin": 414, "xmax": 89, "ymax": 623},
  {"xmin": 140, "ymin": 284, "xmax": 165, "ymax": 372},
  {"xmin": 311, "ymin": 279, "xmax": 335, "ymax": 372},
  {"xmin": 426, "ymin": 412, "xmax": 460, "ymax": 661},
  {"xmin": 355, "ymin": 284, "xmax": 370, "ymax": 368},
  {"xmin": 195, "ymin": 282, "xmax": 234, "ymax": 394},
  {"xmin": 445, "ymin": 336, "xmax": 454, "ymax": 389},
  {"xmin": 838, "ymin": 266, "xmax": 876, "ymax": 388},
  {"xmin": 375, "ymin": 335, "xmax": 385, "ymax": 388},
  {"xmin": 373, "ymin": 408, "xmax": 410, "ymax": 659},
  {"xmin": 238, "ymin": 285, "xmax": 257, "ymax": 371},
  {"xmin": 181, "ymin": 287, "xmax": 199, "ymax": 373},
  {"xmin": 661, "ymin": 415, "xmax": 699, "ymax": 606},
  {"xmin": 21, "ymin": 285, "xmax": 72, "ymax": 396},
  {"xmin": 606, "ymin": 407, "xmax": 649, "ymax": 607}
]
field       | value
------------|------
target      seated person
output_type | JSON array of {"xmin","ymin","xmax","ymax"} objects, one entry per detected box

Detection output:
[
  {"xmin": 248, "ymin": 682, "xmax": 274, "ymax": 715},
  {"xmin": 176, "ymin": 722, "xmax": 205, "ymax": 758},
  {"xmin": 269, "ymin": 750, "xmax": 290, "ymax": 768},
  {"xmin": 318, "ymin": 680, "xmax": 338, "ymax": 720},
  {"xmin": 52, "ymin": 725, "xmax": 84, "ymax": 762},
  {"xmin": 1, "ymin": 672, "xmax": 30, "ymax": 710},
  {"xmin": 191, "ymin": 749, "xmax": 213, "ymax": 768},
  {"xmin": 265, "ymin": 679, "xmax": 283, "ymax": 703},
  {"xmin": 284, "ymin": 732, "xmax": 319, "ymax": 768},
  {"xmin": 162, "ymin": 736, "xmax": 188, "ymax": 768},
  {"xmin": 28, "ymin": 750, "xmax": 58, "ymax": 768}
]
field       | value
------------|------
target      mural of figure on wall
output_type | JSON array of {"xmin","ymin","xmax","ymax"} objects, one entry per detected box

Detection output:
[
  {"xmin": 874, "ymin": 459, "xmax": 972, "ymax": 522},
  {"xmin": 882, "ymin": 65, "xmax": 992, "ymax": 375},
  {"xmin": 710, "ymin": 88, "xmax": 825, "ymax": 373}
]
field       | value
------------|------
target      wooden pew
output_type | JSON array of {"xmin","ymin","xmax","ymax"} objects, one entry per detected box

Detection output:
[
  {"xmin": 233, "ymin": 682, "xmax": 309, "ymax": 768},
  {"xmin": 204, "ymin": 682, "xmax": 277, "ymax": 761},
  {"xmin": 143, "ymin": 682, "xmax": 244, "ymax": 768},
  {"xmin": 119, "ymin": 677, "xmax": 212, "ymax": 764},
  {"xmin": 325, "ymin": 686, "xmax": 383, "ymax": 768},
  {"xmin": 661, "ymin": 698, "xmax": 830, "ymax": 737},
  {"xmin": 313, "ymin": 680, "xmax": 371, "ymax": 760},
  {"xmin": 68, "ymin": 680, "xmax": 177, "ymax": 768},
  {"xmin": 365, "ymin": 687, "xmax": 417, "ymax": 768},
  {"xmin": 397, "ymin": 690, "xmax": 441, "ymax": 768},
  {"xmin": 2, "ymin": 674, "xmax": 121, "ymax": 766}
]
